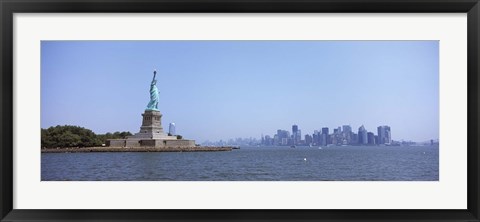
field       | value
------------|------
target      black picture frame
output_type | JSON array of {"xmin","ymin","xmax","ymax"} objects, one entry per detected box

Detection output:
[{"xmin": 1, "ymin": 0, "xmax": 479, "ymax": 221}]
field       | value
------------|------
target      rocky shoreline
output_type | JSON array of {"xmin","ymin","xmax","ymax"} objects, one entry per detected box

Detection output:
[{"xmin": 41, "ymin": 146, "xmax": 233, "ymax": 153}]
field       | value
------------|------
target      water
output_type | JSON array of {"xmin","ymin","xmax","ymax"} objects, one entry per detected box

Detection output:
[{"xmin": 41, "ymin": 145, "xmax": 439, "ymax": 181}]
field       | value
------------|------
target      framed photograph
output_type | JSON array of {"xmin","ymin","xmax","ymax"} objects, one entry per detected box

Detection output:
[{"xmin": 1, "ymin": 0, "xmax": 479, "ymax": 221}]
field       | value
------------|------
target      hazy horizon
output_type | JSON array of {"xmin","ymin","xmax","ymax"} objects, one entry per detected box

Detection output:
[{"xmin": 41, "ymin": 41, "xmax": 439, "ymax": 142}]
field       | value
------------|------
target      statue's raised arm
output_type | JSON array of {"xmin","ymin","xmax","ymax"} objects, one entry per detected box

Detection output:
[{"xmin": 146, "ymin": 70, "xmax": 160, "ymax": 111}]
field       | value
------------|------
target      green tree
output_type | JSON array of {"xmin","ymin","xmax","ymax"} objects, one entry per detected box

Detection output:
[
  {"xmin": 41, "ymin": 125, "xmax": 103, "ymax": 148},
  {"xmin": 96, "ymin": 131, "xmax": 133, "ymax": 144},
  {"xmin": 41, "ymin": 125, "xmax": 134, "ymax": 148},
  {"xmin": 119, "ymin": 131, "xmax": 132, "ymax": 138},
  {"xmin": 58, "ymin": 131, "xmax": 82, "ymax": 147}
]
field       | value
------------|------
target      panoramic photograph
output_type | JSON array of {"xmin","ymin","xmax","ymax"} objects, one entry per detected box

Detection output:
[{"xmin": 41, "ymin": 40, "xmax": 439, "ymax": 181}]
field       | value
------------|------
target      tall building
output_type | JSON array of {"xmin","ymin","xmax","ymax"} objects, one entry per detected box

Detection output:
[
  {"xmin": 276, "ymin": 129, "xmax": 290, "ymax": 146},
  {"xmin": 321, "ymin": 133, "xmax": 327, "ymax": 146},
  {"xmin": 367, "ymin": 132, "xmax": 375, "ymax": 145},
  {"xmin": 313, "ymin": 130, "xmax": 320, "ymax": 145},
  {"xmin": 296, "ymin": 129, "xmax": 302, "ymax": 144},
  {"xmin": 386, "ymin": 127, "xmax": 391, "ymax": 144},
  {"xmin": 292, "ymin": 124, "xmax": 298, "ymax": 134},
  {"xmin": 273, "ymin": 134, "xmax": 280, "ymax": 145},
  {"xmin": 305, "ymin": 134, "xmax": 313, "ymax": 145},
  {"xmin": 377, "ymin": 126, "xmax": 384, "ymax": 144},
  {"xmin": 352, "ymin": 133, "xmax": 358, "ymax": 145},
  {"xmin": 358, "ymin": 125, "xmax": 368, "ymax": 145},
  {"xmin": 342, "ymin": 125, "xmax": 352, "ymax": 133},
  {"xmin": 282, "ymin": 138, "xmax": 288, "ymax": 146},
  {"xmin": 322, "ymin": 127, "xmax": 329, "ymax": 144},
  {"xmin": 377, "ymin": 125, "xmax": 392, "ymax": 144},
  {"xmin": 292, "ymin": 124, "xmax": 299, "ymax": 145},
  {"xmin": 322, "ymin": 127, "xmax": 329, "ymax": 135},
  {"xmin": 168, "ymin": 122, "xmax": 176, "ymax": 135},
  {"xmin": 342, "ymin": 125, "xmax": 352, "ymax": 144}
]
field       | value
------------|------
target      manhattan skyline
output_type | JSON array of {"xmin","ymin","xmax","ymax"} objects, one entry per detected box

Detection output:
[{"xmin": 41, "ymin": 41, "xmax": 439, "ymax": 142}]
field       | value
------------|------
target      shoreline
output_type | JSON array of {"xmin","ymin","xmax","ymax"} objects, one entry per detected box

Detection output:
[{"xmin": 41, "ymin": 146, "xmax": 233, "ymax": 153}]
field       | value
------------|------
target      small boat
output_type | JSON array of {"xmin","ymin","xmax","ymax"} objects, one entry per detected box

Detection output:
[
  {"xmin": 290, "ymin": 145, "xmax": 296, "ymax": 148},
  {"xmin": 318, "ymin": 147, "xmax": 322, "ymax": 149}
]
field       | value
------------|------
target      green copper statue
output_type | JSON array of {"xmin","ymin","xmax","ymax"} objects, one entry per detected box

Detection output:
[{"xmin": 146, "ymin": 70, "xmax": 159, "ymax": 111}]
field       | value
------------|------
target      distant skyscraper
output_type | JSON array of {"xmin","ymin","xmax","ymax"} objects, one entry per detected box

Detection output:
[
  {"xmin": 377, "ymin": 125, "xmax": 392, "ymax": 144},
  {"xmin": 322, "ymin": 127, "xmax": 329, "ymax": 135},
  {"xmin": 276, "ymin": 129, "xmax": 290, "ymax": 146},
  {"xmin": 281, "ymin": 138, "xmax": 288, "ymax": 146},
  {"xmin": 367, "ymin": 132, "xmax": 375, "ymax": 145},
  {"xmin": 358, "ymin": 125, "xmax": 368, "ymax": 145},
  {"xmin": 386, "ymin": 127, "xmax": 392, "ymax": 143},
  {"xmin": 352, "ymin": 133, "xmax": 358, "ymax": 144},
  {"xmin": 322, "ymin": 127, "xmax": 331, "ymax": 146},
  {"xmin": 168, "ymin": 122, "xmax": 176, "ymax": 135},
  {"xmin": 292, "ymin": 124, "xmax": 300, "ymax": 145},
  {"xmin": 321, "ymin": 134, "xmax": 327, "ymax": 146},
  {"xmin": 342, "ymin": 125, "xmax": 353, "ymax": 144},
  {"xmin": 377, "ymin": 126, "xmax": 384, "ymax": 144},
  {"xmin": 313, "ymin": 130, "xmax": 321, "ymax": 145},
  {"xmin": 321, "ymin": 127, "xmax": 329, "ymax": 145},
  {"xmin": 305, "ymin": 134, "xmax": 313, "ymax": 145},
  {"xmin": 273, "ymin": 134, "xmax": 280, "ymax": 145},
  {"xmin": 342, "ymin": 125, "xmax": 352, "ymax": 133}
]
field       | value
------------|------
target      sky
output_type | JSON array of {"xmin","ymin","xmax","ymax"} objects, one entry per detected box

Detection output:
[{"xmin": 41, "ymin": 41, "xmax": 439, "ymax": 142}]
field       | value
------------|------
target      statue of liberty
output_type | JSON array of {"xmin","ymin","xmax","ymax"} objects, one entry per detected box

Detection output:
[{"xmin": 146, "ymin": 70, "xmax": 159, "ymax": 111}]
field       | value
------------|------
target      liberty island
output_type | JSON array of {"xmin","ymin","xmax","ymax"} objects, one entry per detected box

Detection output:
[{"xmin": 41, "ymin": 70, "xmax": 231, "ymax": 153}]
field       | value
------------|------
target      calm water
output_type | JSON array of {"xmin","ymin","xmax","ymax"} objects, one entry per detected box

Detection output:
[{"xmin": 41, "ymin": 145, "xmax": 439, "ymax": 181}]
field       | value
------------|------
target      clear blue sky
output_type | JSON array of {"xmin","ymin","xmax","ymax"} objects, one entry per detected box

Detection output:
[{"xmin": 41, "ymin": 41, "xmax": 439, "ymax": 142}]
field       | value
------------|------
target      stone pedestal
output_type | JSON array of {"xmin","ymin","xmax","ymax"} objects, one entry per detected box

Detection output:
[
  {"xmin": 129, "ymin": 110, "xmax": 175, "ymax": 139},
  {"xmin": 108, "ymin": 109, "xmax": 195, "ymax": 148}
]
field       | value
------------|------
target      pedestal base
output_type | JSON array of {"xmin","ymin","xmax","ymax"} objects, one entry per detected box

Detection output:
[
  {"xmin": 107, "ymin": 138, "xmax": 196, "ymax": 148},
  {"xmin": 107, "ymin": 109, "xmax": 196, "ymax": 148}
]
